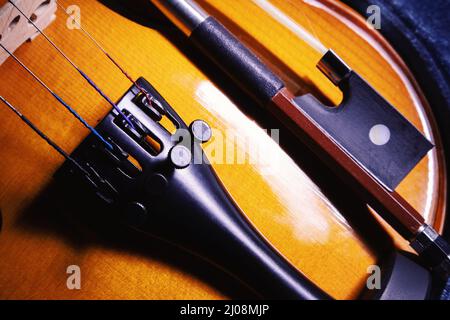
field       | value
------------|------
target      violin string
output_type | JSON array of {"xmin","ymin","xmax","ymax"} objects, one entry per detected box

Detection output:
[
  {"xmin": 8, "ymin": 0, "xmax": 137, "ymax": 129},
  {"xmin": 55, "ymin": 1, "xmax": 165, "ymax": 114},
  {"xmin": 0, "ymin": 95, "xmax": 91, "ymax": 177},
  {"xmin": 0, "ymin": 43, "xmax": 113, "ymax": 151},
  {"xmin": 252, "ymin": 0, "xmax": 327, "ymax": 55}
]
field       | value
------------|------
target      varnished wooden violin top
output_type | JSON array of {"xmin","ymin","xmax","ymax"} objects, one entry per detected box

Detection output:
[{"xmin": 0, "ymin": 0, "xmax": 446, "ymax": 299}]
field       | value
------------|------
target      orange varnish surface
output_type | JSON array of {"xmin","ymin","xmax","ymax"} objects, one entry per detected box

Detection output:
[{"xmin": 0, "ymin": 0, "xmax": 445, "ymax": 299}]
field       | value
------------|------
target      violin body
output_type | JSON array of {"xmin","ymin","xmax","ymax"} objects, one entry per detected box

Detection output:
[{"xmin": 0, "ymin": 0, "xmax": 446, "ymax": 299}]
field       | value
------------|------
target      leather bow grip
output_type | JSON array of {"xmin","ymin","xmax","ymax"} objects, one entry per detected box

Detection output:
[{"xmin": 189, "ymin": 17, "xmax": 286, "ymax": 105}]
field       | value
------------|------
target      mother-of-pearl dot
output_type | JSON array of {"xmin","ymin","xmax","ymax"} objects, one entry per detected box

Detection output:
[{"xmin": 369, "ymin": 124, "xmax": 391, "ymax": 146}]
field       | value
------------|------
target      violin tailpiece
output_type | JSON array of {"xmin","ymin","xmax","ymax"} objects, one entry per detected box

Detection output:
[
  {"xmin": 0, "ymin": 0, "xmax": 56, "ymax": 65},
  {"xmin": 54, "ymin": 77, "xmax": 329, "ymax": 300}
]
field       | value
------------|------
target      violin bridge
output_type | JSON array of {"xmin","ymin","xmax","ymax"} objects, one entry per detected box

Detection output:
[{"xmin": 0, "ymin": 0, "xmax": 56, "ymax": 65}]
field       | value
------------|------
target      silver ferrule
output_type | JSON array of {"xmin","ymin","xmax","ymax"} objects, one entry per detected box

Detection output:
[{"xmin": 151, "ymin": 0, "xmax": 209, "ymax": 36}]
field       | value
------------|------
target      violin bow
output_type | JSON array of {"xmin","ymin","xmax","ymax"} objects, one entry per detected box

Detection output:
[{"xmin": 150, "ymin": 0, "xmax": 450, "ymax": 280}]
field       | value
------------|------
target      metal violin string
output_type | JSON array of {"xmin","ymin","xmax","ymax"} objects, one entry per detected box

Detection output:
[
  {"xmin": 7, "ymin": 0, "xmax": 137, "ymax": 130},
  {"xmin": 55, "ymin": 1, "xmax": 165, "ymax": 115},
  {"xmin": 0, "ymin": 42, "xmax": 113, "ymax": 150},
  {"xmin": 0, "ymin": 96, "xmax": 91, "ymax": 177}
]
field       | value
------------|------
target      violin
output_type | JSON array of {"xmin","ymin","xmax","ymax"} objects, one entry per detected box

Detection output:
[{"xmin": 0, "ymin": 0, "xmax": 448, "ymax": 299}]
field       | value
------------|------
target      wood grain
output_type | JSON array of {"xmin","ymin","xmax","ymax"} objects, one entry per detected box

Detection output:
[{"xmin": 0, "ymin": 0, "xmax": 446, "ymax": 299}]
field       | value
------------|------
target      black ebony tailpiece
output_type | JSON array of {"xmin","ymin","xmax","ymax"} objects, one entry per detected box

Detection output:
[{"xmin": 55, "ymin": 78, "xmax": 433, "ymax": 300}]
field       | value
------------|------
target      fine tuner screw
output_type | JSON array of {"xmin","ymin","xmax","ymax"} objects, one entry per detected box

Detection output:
[
  {"xmin": 170, "ymin": 145, "xmax": 192, "ymax": 169},
  {"xmin": 190, "ymin": 119, "xmax": 212, "ymax": 143}
]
